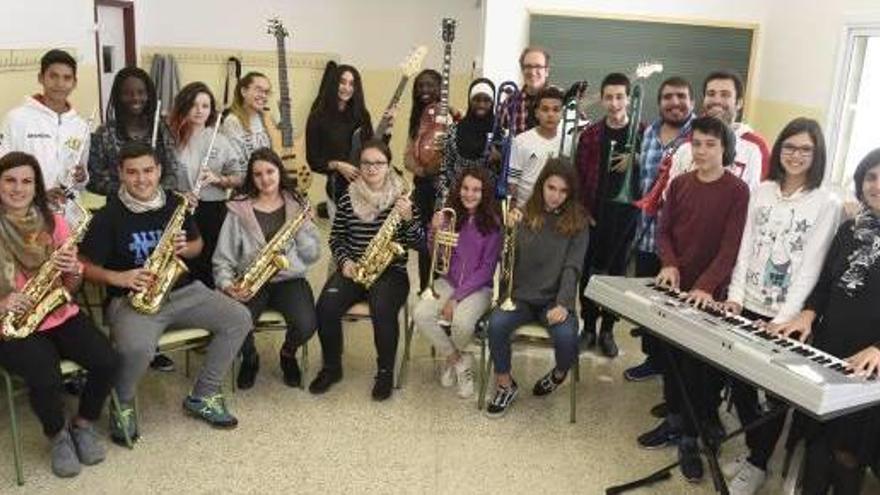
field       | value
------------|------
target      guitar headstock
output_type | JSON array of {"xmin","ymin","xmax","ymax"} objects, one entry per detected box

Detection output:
[
  {"xmin": 635, "ymin": 61, "xmax": 664, "ymax": 80},
  {"xmin": 266, "ymin": 17, "xmax": 289, "ymax": 40},
  {"xmin": 442, "ymin": 18, "xmax": 456, "ymax": 43},
  {"xmin": 400, "ymin": 46, "xmax": 428, "ymax": 78}
]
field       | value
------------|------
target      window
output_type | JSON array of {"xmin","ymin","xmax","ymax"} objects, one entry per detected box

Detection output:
[{"xmin": 828, "ymin": 27, "xmax": 880, "ymax": 187}]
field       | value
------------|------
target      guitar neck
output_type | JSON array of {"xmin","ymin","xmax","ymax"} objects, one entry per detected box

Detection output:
[
  {"xmin": 275, "ymin": 34, "xmax": 294, "ymax": 148},
  {"xmin": 374, "ymin": 76, "xmax": 409, "ymax": 138},
  {"xmin": 438, "ymin": 41, "xmax": 452, "ymax": 119}
]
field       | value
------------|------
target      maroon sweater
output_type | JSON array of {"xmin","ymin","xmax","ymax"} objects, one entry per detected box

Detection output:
[{"xmin": 658, "ymin": 170, "xmax": 749, "ymax": 297}]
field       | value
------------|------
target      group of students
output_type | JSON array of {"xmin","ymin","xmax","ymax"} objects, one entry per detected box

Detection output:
[{"xmin": 0, "ymin": 46, "xmax": 879, "ymax": 495}]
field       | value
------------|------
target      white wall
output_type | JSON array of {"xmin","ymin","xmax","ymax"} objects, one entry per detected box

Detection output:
[{"xmin": 0, "ymin": 0, "xmax": 97, "ymax": 63}]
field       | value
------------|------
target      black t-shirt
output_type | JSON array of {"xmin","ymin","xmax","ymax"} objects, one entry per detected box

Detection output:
[
  {"xmin": 599, "ymin": 124, "xmax": 632, "ymax": 201},
  {"xmin": 79, "ymin": 191, "xmax": 200, "ymax": 298}
]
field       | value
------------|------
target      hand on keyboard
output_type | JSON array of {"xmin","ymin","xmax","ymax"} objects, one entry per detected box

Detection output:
[
  {"xmin": 771, "ymin": 310, "xmax": 816, "ymax": 343},
  {"xmin": 846, "ymin": 346, "xmax": 880, "ymax": 377},
  {"xmin": 721, "ymin": 300, "xmax": 742, "ymax": 315},
  {"xmin": 684, "ymin": 289, "xmax": 714, "ymax": 309},
  {"xmin": 656, "ymin": 266, "xmax": 680, "ymax": 289}
]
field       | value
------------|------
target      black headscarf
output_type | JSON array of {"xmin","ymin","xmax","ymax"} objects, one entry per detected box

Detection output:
[{"xmin": 455, "ymin": 78, "xmax": 496, "ymax": 160}]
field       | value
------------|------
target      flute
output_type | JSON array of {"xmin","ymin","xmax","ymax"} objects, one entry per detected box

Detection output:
[
  {"xmin": 150, "ymin": 99, "xmax": 162, "ymax": 148},
  {"xmin": 189, "ymin": 122, "xmax": 222, "ymax": 202}
]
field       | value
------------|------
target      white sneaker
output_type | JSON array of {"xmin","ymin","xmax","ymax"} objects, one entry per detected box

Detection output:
[
  {"xmin": 722, "ymin": 453, "xmax": 748, "ymax": 478},
  {"xmin": 455, "ymin": 354, "xmax": 475, "ymax": 399},
  {"xmin": 440, "ymin": 362, "xmax": 456, "ymax": 388},
  {"xmin": 728, "ymin": 461, "xmax": 766, "ymax": 495}
]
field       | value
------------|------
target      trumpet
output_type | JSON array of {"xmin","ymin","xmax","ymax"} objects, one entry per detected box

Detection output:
[
  {"xmin": 498, "ymin": 196, "xmax": 517, "ymax": 311},
  {"xmin": 421, "ymin": 207, "xmax": 459, "ymax": 300}
]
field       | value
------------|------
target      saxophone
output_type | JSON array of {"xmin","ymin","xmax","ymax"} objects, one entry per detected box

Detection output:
[
  {"xmin": 1, "ymin": 201, "xmax": 92, "ymax": 339},
  {"xmin": 351, "ymin": 183, "xmax": 412, "ymax": 289},
  {"xmin": 128, "ymin": 193, "xmax": 191, "ymax": 314},
  {"xmin": 230, "ymin": 201, "xmax": 311, "ymax": 300}
]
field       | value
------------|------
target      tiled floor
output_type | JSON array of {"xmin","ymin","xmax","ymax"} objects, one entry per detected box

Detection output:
[{"xmin": 1, "ymin": 202, "xmax": 879, "ymax": 493}]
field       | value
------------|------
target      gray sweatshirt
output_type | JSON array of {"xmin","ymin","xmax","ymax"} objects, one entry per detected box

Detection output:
[
  {"xmin": 512, "ymin": 212, "xmax": 588, "ymax": 311},
  {"xmin": 212, "ymin": 193, "xmax": 321, "ymax": 290},
  {"xmin": 175, "ymin": 126, "xmax": 245, "ymax": 201}
]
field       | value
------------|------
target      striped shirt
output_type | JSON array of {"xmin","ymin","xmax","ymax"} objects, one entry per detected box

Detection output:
[{"xmin": 330, "ymin": 191, "xmax": 423, "ymax": 273}]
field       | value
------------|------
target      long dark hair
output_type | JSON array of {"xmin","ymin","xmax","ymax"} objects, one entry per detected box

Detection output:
[
  {"xmin": 0, "ymin": 152, "xmax": 55, "ymax": 231},
  {"xmin": 168, "ymin": 82, "xmax": 219, "ymax": 148},
  {"xmin": 106, "ymin": 67, "xmax": 158, "ymax": 139},
  {"xmin": 523, "ymin": 159, "xmax": 586, "ymax": 237},
  {"xmin": 408, "ymin": 69, "xmax": 442, "ymax": 139},
  {"xmin": 445, "ymin": 166, "xmax": 500, "ymax": 235},
  {"xmin": 768, "ymin": 117, "xmax": 826, "ymax": 191},
  {"xmin": 233, "ymin": 147, "xmax": 300, "ymax": 200},
  {"xmin": 308, "ymin": 63, "xmax": 372, "ymax": 132}
]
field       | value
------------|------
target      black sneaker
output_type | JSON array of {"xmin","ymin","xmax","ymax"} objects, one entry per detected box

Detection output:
[
  {"xmin": 236, "ymin": 352, "xmax": 260, "ymax": 390},
  {"xmin": 486, "ymin": 381, "xmax": 519, "ymax": 418},
  {"xmin": 580, "ymin": 331, "xmax": 597, "ymax": 349},
  {"xmin": 371, "ymin": 369, "xmax": 394, "ymax": 401},
  {"xmin": 308, "ymin": 367, "xmax": 342, "ymax": 394},
  {"xmin": 150, "ymin": 353, "xmax": 175, "ymax": 372},
  {"xmin": 650, "ymin": 402, "xmax": 668, "ymax": 418},
  {"xmin": 624, "ymin": 359, "xmax": 661, "ymax": 381},
  {"xmin": 637, "ymin": 419, "xmax": 681, "ymax": 449},
  {"xmin": 678, "ymin": 437, "xmax": 704, "ymax": 483},
  {"xmin": 533, "ymin": 369, "xmax": 566, "ymax": 396},
  {"xmin": 598, "ymin": 331, "xmax": 619, "ymax": 358},
  {"xmin": 279, "ymin": 349, "xmax": 301, "ymax": 388}
]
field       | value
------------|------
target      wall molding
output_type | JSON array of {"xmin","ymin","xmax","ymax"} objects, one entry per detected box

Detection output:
[
  {"xmin": 0, "ymin": 48, "xmax": 78, "ymax": 73},
  {"xmin": 139, "ymin": 46, "xmax": 336, "ymax": 70}
]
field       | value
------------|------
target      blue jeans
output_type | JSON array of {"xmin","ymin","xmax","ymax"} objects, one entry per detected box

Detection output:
[{"xmin": 486, "ymin": 301, "xmax": 579, "ymax": 375}]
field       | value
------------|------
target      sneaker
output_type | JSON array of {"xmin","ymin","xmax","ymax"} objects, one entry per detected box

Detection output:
[
  {"xmin": 580, "ymin": 331, "xmax": 597, "ymax": 349},
  {"xmin": 183, "ymin": 393, "xmax": 238, "ymax": 428},
  {"xmin": 439, "ymin": 362, "xmax": 456, "ymax": 388},
  {"xmin": 678, "ymin": 437, "xmax": 704, "ymax": 483},
  {"xmin": 728, "ymin": 461, "xmax": 766, "ymax": 495},
  {"xmin": 279, "ymin": 349, "xmax": 301, "ymax": 388},
  {"xmin": 51, "ymin": 428, "xmax": 81, "ymax": 478},
  {"xmin": 637, "ymin": 419, "xmax": 681, "ymax": 449},
  {"xmin": 722, "ymin": 454, "xmax": 748, "ymax": 478},
  {"xmin": 598, "ymin": 330, "xmax": 619, "ymax": 358},
  {"xmin": 650, "ymin": 401, "xmax": 668, "ymax": 418},
  {"xmin": 371, "ymin": 369, "xmax": 394, "ymax": 401},
  {"xmin": 485, "ymin": 381, "xmax": 519, "ymax": 418},
  {"xmin": 454, "ymin": 354, "xmax": 475, "ymax": 399},
  {"xmin": 70, "ymin": 423, "xmax": 105, "ymax": 466},
  {"xmin": 533, "ymin": 368, "xmax": 566, "ymax": 396},
  {"xmin": 236, "ymin": 352, "xmax": 260, "ymax": 390},
  {"xmin": 309, "ymin": 367, "xmax": 342, "ymax": 394},
  {"xmin": 624, "ymin": 359, "xmax": 661, "ymax": 382},
  {"xmin": 109, "ymin": 402, "xmax": 139, "ymax": 446},
  {"xmin": 150, "ymin": 353, "xmax": 175, "ymax": 372}
]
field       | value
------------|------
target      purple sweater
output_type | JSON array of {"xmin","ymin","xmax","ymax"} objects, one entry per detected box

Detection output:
[{"xmin": 431, "ymin": 215, "xmax": 502, "ymax": 302}]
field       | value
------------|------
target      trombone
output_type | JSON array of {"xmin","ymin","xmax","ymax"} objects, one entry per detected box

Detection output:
[
  {"xmin": 493, "ymin": 81, "xmax": 519, "ymax": 199},
  {"xmin": 420, "ymin": 207, "xmax": 459, "ymax": 300},
  {"xmin": 558, "ymin": 80, "xmax": 589, "ymax": 160},
  {"xmin": 498, "ymin": 197, "xmax": 517, "ymax": 311},
  {"xmin": 610, "ymin": 82, "xmax": 643, "ymax": 204}
]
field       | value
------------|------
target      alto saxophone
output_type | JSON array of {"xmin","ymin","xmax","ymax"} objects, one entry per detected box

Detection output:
[
  {"xmin": 351, "ymin": 184, "xmax": 412, "ymax": 289},
  {"xmin": 128, "ymin": 193, "xmax": 191, "ymax": 314},
  {"xmin": 1, "ymin": 201, "xmax": 92, "ymax": 339},
  {"xmin": 230, "ymin": 201, "xmax": 311, "ymax": 300}
]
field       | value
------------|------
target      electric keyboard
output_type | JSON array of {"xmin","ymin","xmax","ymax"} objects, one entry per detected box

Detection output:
[{"xmin": 585, "ymin": 275, "xmax": 880, "ymax": 420}]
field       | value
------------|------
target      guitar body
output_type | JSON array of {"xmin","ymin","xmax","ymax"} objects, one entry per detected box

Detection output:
[
  {"xmin": 264, "ymin": 113, "xmax": 312, "ymax": 193},
  {"xmin": 413, "ymin": 104, "xmax": 446, "ymax": 174}
]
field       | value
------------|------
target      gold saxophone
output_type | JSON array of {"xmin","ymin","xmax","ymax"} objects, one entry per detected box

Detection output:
[
  {"xmin": 1, "ymin": 201, "xmax": 92, "ymax": 339},
  {"xmin": 128, "ymin": 193, "xmax": 191, "ymax": 314},
  {"xmin": 230, "ymin": 201, "xmax": 311, "ymax": 300},
  {"xmin": 351, "ymin": 183, "xmax": 412, "ymax": 289}
]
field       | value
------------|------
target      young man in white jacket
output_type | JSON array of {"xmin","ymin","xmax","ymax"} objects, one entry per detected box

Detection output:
[{"xmin": 0, "ymin": 49, "xmax": 90, "ymax": 205}]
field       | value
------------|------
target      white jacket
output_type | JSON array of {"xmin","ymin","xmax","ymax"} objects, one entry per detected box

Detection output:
[
  {"xmin": 727, "ymin": 182, "xmax": 843, "ymax": 322},
  {"xmin": 0, "ymin": 96, "xmax": 90, "ymax": 191},
  {"xmin": 666, "ymin": 122, "xmax": 769, "ymax": 194}
]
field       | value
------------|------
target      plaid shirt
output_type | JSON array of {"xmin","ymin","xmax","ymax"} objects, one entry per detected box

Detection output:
[
  {"xmin": 498, "ymin": 88, "xmax": 538, "ymax": 137},
  {"xmin": 636, "ymin": 114, "xmax": 694, "ymax": 253}
]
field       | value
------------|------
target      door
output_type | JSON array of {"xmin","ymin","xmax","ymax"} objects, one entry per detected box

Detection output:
[{"xmin": 95, "ymin": 0, "xmax": 136, "ymax": 118}]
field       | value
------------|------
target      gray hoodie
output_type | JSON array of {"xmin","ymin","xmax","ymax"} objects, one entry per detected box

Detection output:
[{"xmin": 212, "ymin": 192, "xmax": 321, "ymax": 290}]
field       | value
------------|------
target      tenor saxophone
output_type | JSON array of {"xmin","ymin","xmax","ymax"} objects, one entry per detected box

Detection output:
[
  {"xmin": 128, "ymin": 193, "xmax": 191, "ymax": 314},
  {"xmin": 351, "ymin": 184, "xmax": 412, "ymax": 289},
  {"xmin": 230, "ymin": 201, "xmax": 311, "ymax": 300},
  {"xmin": 1, "ymin": 201, "xmax": 92, "ymax": 339}
]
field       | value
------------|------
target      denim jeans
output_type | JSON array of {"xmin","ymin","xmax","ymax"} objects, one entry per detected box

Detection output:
[{"xmin": 486, "ymin": 300, "xmax": 579, "ymax": 375}]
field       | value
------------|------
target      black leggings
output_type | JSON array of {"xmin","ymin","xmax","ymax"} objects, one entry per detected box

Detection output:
[
  {"xmin": 190, "ymin": 200, "xmax": 227, "ymax": 289},
  {"xmin": 0, "ymin": 312, "xmax": 118, "ymax": 437},
  {"xmin": 240, "ymin": 278, "xmax": 317, "ymax": 356},
  {"xmin": 315, "ymin": 270, "xmax": 409, "ymax": 372}
]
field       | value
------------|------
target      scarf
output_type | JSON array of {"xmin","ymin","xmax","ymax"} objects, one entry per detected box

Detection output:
[
  {"xmin": 118, "ymin": 186, "xmax": 167, "ymax": 213},
  {"xmin": 0, "ymin": 207, "xmax": 52, "ymax": 298},
  {"xmin": 348, "ymin": 172, "xmax": 405, "ymax": 222},
  {"xmin": 838, "ymin": 209, "xmax": 880, "ymax": 296}
]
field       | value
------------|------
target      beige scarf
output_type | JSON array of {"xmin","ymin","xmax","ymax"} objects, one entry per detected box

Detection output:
[
  {"xmin": 348, "ymin": 172, "xmax": 405, "ymax": 222},
  {"xmin": 118, "ymin": 186, "xmax": 167, "ymax": 213},
  {"xmin": 0, "ymin": 207, "xmax": 52, "ymax": 298}
]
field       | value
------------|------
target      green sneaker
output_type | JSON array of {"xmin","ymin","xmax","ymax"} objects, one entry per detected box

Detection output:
[
  {"xmin": 183, "ymin": 393, "xmax": 238, "ymax": 429},
  {"xmin": 109, "ymin": 403, "xmax": 139, "ymax": 446}
]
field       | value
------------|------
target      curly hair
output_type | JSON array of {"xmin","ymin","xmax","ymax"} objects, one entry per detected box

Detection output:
[{"xmin": 445, "ymin": 167, "xmax": 500, "ymax": 235}]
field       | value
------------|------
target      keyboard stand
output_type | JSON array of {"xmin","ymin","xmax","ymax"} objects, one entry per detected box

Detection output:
[{"xmin": 605, "ymin": 343, "xmax": 790, "ymax": 495}]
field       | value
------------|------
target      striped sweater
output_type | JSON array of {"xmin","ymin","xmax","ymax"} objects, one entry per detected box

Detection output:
[{"xmin": 329, "ymin": 191, "xmax": 423, "ymax": 273}]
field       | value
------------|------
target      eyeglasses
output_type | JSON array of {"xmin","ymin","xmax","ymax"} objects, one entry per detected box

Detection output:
[
  {"xmin": 360, "ymin": 160, "xmax": 388, "ymax": 169},
  {"xmin": 521, "ymin": 64, "xmax": 547, "ymax": 71},
  {"xmin": 781, "ymin": 144, "xmax": 814, "ymax": 157}
]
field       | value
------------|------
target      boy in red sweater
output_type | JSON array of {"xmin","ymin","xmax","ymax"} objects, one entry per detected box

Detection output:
[{"xmin": 636, "ymin": 116, "xmax": 749, "ymax": 483}]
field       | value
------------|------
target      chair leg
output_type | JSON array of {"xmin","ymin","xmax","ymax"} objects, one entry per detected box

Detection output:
[
  {"xmin": 570, "ymin": 360, "xmax": 578, "ymax": 424},
  {"xmin": 395, "ymin": 310, "xmax": 413, "ymax": 389},
  {"xmin": 3, "ymin": 371, "xmax": 24, "ymax": 485},
  {"xmin": 185, "ymin": 350, "xmax": 191, "ymax": 378},
  {"xmin": 477, "ymin": 339, "xmax": 488, "ymax": 410},
  {"xmin": 299, "ymin": 341, "xmax": 309, "ymax": 390},
  {"xmin": 109, "ymin": 389, "xmax": 134, "ymax": 450}
]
